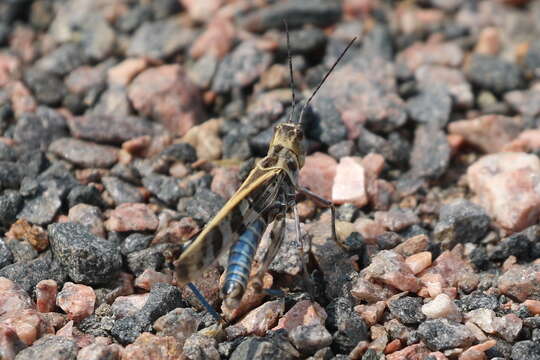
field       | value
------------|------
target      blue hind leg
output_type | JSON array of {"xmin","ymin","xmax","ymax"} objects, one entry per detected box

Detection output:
[{"xmin": 186, "ymin": 282, "xmax": 225, "ymax": 325}]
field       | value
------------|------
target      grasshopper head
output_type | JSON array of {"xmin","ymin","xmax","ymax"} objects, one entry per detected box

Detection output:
[{"xmin": 269, "ymin": 122, "xmax": 305, "ymax": 167}]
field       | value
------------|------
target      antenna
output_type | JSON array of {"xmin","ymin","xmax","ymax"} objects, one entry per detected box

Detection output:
[
  {"xmin": 298, "ymin": 36, "xmax": 357, "ymax": 124},
  {"xmin": 283, "ymin": 20, "xmax": 297, "ymax": 123}
]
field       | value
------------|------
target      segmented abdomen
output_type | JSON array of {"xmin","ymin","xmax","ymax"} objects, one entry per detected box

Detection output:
[{"xmin": 222, "ymin": 218, "xmax": 266, "ymax": 295}]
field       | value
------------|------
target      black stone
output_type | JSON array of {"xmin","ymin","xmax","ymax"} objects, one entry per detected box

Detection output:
[
  {"xmin": 18, "ymin": 150, "xmax": 48, "ymax": 179},
  {"xmin": 388, "ymin": 296, "xmax": 425, "ymax": 325},
  {"xmin": 356, "ymin": 127, "xmax": 410, "ymax": 167},
  {"xmin": 18, "ymin": 180, "xmax": 63, "ymax": 225},
  {"xmin": 242, "ymin": 0, "xmax": 342, "ymax": 32},
  {"xmin": 490, "ymin": 231, "xmax": 533, "ymax": 262},
  {"xmin": 222, "ymin": 132, "xmax": 253, "ymax": 161},
  {"xmin": 159, "ymin": 143, "xmax": 197, "ymax": 163},
  {"xmin": 410, "ymin": 125, "xmax": 450, "ymax": 179},
  {"xmin": 111, "ymin": 283, "xmax": 184, "ymax": 345},
  {"xmin": 126, "ymin": 244, "xmax": 166, "ymax": 276},
  {"xmin": 0, "ymin": 251, "xmax": 67, "ymax": 293},
  {"xmin": 14, "ymin": 335, "xmax": 77, "ymax": 360},
  {"xmin": 23, "ymin": 68, "xmax": 66, "ymax": 106},
  {"xmin": 34, "ymin": 43, "xmax": 87, "ymax": 76},
  {"xmin": 13, "ymin": 106, "xmax": 68, "ymax": 151},
  {"xmin": 406, "ymin": 87, "xmax": 451, "ymax": 129},
  {"xmin": 0, "ymin": 190, "xmax": 22, "ymax": 226},
  {"xmin": 307, "ymin": 97, "xmax": 347, "ymax": 146},
  {"xmin": 185, "ymin": 189, "xmax": 225, "ymax": 224},
  {"xmin": 121, "ymin": 233, "xmax": 153, "ymax": 255},
  {"xmin": 67, "ymin": 185, "xmax": 105, "ymax": 209},
  {"xmin": 0, "ymin": 238, "xmax": 13, "ymax": 269},
  {"xmin": 277, "ymin": 28, "xmax": 327, "ymax": 55},
  {"xmin": 230, "ymin": 337, "xmax": 294, "ymax": 360},
  {"xmin": 48, "ymin": 222, "xmax": 122, "ymax": 285},
  {"xmin": 433, "ymin": 199, "xmax": 490, "ymax": 248},
  {"xmin": 466, "ymin": 54, "xmax": 524, "ymax": 95},
  {"xmin": 417, "ymin": 319, "xmax": 474, "ymax": 351},
  {"xmin": 102, "ymin": 176, "xmax": 144, "ymax": 205},
  {"xmin": 5, "ymin": 238, "xmax": 38, "ymax": 263},
  {"xmin": 326, "ymin": 297, "xmax": 369, "ymax": 353},
  {"xmin": 469, "ymin": 247, "xmax": 489, "ymax": 270},
  {"xmin": 116, "ymin": 4, "xmax": 153, "ymax": 33},
  {"xmin": 67, "ymin": 115, "xmax": 156, "ymax": 145},
  {"xmin": 142, "ymin": 174, "xmax": 185, "ymax": 206},
  {"xmin": 511, "ymin": 341, "xmax": 540, "ymax": 360},
  {"xmin": 457, "ymin": 291, "xmax": 499, "ymax": 313}
]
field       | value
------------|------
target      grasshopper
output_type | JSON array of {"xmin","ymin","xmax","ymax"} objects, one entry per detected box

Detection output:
[{"xmin": 174, "ymin": 25, "xmax": 356, "ymax": 314}]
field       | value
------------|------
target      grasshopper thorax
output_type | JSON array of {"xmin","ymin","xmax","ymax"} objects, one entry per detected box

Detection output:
[{"xmin": 268, "ymin": 122, "xmax": 305, "ymax": 167}]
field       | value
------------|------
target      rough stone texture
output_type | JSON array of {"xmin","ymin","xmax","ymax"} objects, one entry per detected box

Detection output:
[
  {"xmin": 406, "ymin": 87, "xmax": 452, "ymax": 129},
  {"xmin": 498, "ymin": 264, "xmax": 540, "ymax": 301},
  {"xmin": 388, "ymin": 296, "xmax": 426, "ymax": 325},
  {"xmin": 467, "ymin": 152, "xmax": 540, "ymax": 231},
  {"xmin": 362, "ymin": 250, "xmax": 421, "ymax": 292},
  {"xmin": 56, "ymin": 282, "xmax": 95, "ymax": 321},
  {"xmin": 105, "ymin": 203, "xmax": 158, "ymax": 232},
  {"xmin": 13, "ymin": 335, "xmax": 77, "ymax": 360},
  {"xmin": 102, "ymin": 177, "xmax": 144, "ymax": 205},
  {"xmin": 418, "ymin": 319, "xmax": 475, "ymax": 351},
  {"xmin": 121, "ymin": 332, "xmax": 181, "ymax": 360},
  {"xmin": 331, "ymin": 156, "xmax": 367, "ymax": 207},
  {"xmin": 288, "ymin": 324, "xmax": 332, "ymax": 355},
  {"xmin": 410, "ymin": 125, "xmax": 450, "ymax": 180},
  {"xmin": 325, "ymin": 297, "xmax": 369, "ymax": 353},
  {"xmin": 465, "ymin": 54, "xmax": 523, "ymax": 94},
  {"xmin": 299, "ymin": 152, "xmax": 337, "ymax": 200},
  {"xmin": 415, "ymin": 64, "xmax": 473, "ymax": 108},
  {"xmin": 48, "ymin": 222, "xmax": 122, "ymax": 285}
]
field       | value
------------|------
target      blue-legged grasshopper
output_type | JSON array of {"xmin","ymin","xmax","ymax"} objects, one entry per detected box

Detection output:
[{"xmin": 174, "ymin": 26, "xmax": 356, "ymax": 313}]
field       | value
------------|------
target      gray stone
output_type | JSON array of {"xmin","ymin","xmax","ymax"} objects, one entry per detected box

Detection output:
[
  {"xmin": 388, "ymin": 296, "xmax": 426, "ymax": 325},
  {"xmin": 0, "ymin": 238, "xmax": 13, "ymax": 269},
  {"xmin": 417, "ymin": 319, "xmax": 474, "ymax": 351},
  {"xmin": 102, "ymin": 176, "xmax": 144, "ymax": 205},
  {"xmin": 14, "ymin": 335, "xmax": 77, "ymax": 360}
]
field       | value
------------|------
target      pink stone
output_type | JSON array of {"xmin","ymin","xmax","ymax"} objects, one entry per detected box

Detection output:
[
  {"xmin": 273, "ymin": 300, "xmax": 327, "ymax": 333},
  {"xmin": 0, "ymin": 278, "xmax": 33, "ymax": 317},
  {"xmin": 474, "ymin": 27, "xmax": 501, "ymax": 55},
  {"xmin": 8, "ymin": 81, "xmax": 37, "ymax": 116},
  {"xmin": 362, "ymin": 250, "xmax": 421, "ymax": 293},
  {"xmin": 421, "ymin": 294, "xmax": 462, "ymax": 322},
  {"xmin": 134, "ymin": 269, "xmax": 172, "ymax": 291},
  {"xmin": 361, "ymin": 153, "xmax": 385, "ymax": 179},
  {"xmin": 374, "ymin": 208, "xmax": 419, "ymax": 232},
  {"xmin": 504, "ymin": 89, "xmax": 540, "ymax": 117},
  {"xmin": 181, "ymin": 118, "xmax": 223, "ymax": 161},
  {"xmin": 299, "ymin": 152, "xmax": 337, "ymax": 200},
  {"xmin": 105, "ymin": 203, "xmax": 158, "ymax": 232},
  {"xmin": 0, "ymin": 52, "xmax": 21, "ymax": 87},
  {"xmin": 449, "ymin": 115, "xmax": 524, "ymax": 153},
  {"xmin": 394, "ymin": 234, "xmax": 429, "ymax": 257},
  {"xmin": 190, "ymin": 16, "xmax": 235, "ymax": 59},
  {"xmin": 77, "ymin": 343, "xmax": 123, "ymax": 360},
  {"xmin": 56, "ymin": 283, "xmax": 95, "ymax": 321},
  {"xmin": 35, "ymin": 280, "xmax": 57, "ymax": 313},
  {"xmin": 65, "ymin": 64, "xmax": 108, "ymax": 94},
  {"xmin": 498, "ymin": 264, "xmax": 540, "ymax": 301},
  {"xmin": 56, "ymin": 320, "xmax": 94, "ymax": 348},
  {"xmin": 354, "ymin": 218, "xmax": 386, "ymax": 241},
  {"xmin": 351, "ymin": 277, "xmax": 397, "ymax": 303},
  {"xmin": 153, "ymin": 217, "xmax": 199, "ymax": 245},
  {"xmin": 108, "ymin": 58, "xmax": 148, "ymax": 87},
  {"xmin": 415, "ymin": 65, "xmax": 472, "ymax": 107},
  {"xmin": 154, "ymin": 308, "xmax": 200, "ymax": 349},
  {"xmin": 122, "ymin": 332, "xmax": 181, "ymax": 360},
  {"xmin": 503, "ymin": 129, "xmax": 540, "ymax": 152},
  {"xmin": 0, "ymin": 323, "xmax": 26, "ymax": 360},
  {"xmin": 405, "ymin": 251, "xmax": 432, "ymax": 274},
  {"xmin": 128, "ymin": 65, "xmax": 205, "ymax": 136},
  {"xmin": 386, "ymin": 343, "xmax": 431, "ymax": 360},
  {"xmin": 467, "ymin": 152, "xmax": 540, "ymax": 231},
  {"xmin": 211, "ymin": 166, "xmax": 240, "ymax": 200},
  {"xmin": 332, "ymin": 157, "xmax": 367, "ymax": 207},
  {"xmin": 68, "ymin": 204, "xmax": 105, "ymax": 238},
  {"xmin": 397, "ymin": 41, "xmax": 463, "ymax": 72},
  {"xmin": 354, "ymin": 301, "xmax": 386, "ymax": 326},
  {"xmin": 181, "ymin": 0, "xmax": 224, "ymax": 22},
  {"xmin": 523, "ymin": 299, "xmax": 540, "ymax": 315},
  {"xmin": 226, "ymin": 300, "xmax": 284, "ymax": 339},
  {"xmin": 0, "ymin": 309, "xmax": 52, "ymax": 345},
  {"xmin": 111, "ymin": 294, "xmax": 149, "ymax": 319}
]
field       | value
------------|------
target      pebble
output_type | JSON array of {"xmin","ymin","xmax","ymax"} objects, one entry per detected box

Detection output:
[
  {"xmin": 23, "ymin": 68, "xmax": 65, "ymax": 107},
  {"xmin": 122, "ymin": 332, "xmax": 181, "ymax": 360},
  {"xmin": 0, "ymin": 309, "xmax": 52, "ymax": 345},
  {"xmin": 108, "ymin": 58, "xmax": 148, "ymax": 87},
  {"xmin": 422, "ymin": 294, "xmax": 462, "ymax": 322},
  {"xmin": 386, "ymin": 343, "xmax": 431, "ymax": 360},
  {"xmin": 409, "ymin": 125, "xmax": 450, "ymax": 180},
  {"xmin": 475, "ymin": 27, "xmax": 501, "ymax": 55},
  {"xmin": 13, "ymin": 334, "xmax": 77, "ymax": 360},
  {"xmin": 77, "ymin": 343, "xmax": 123, "ymax": 360},
  {"xmin": 67, "ymin": 115, "xmax": 155, "ymax": 145},
  {"xmin": 56, "ymin": 282, "xmax": 95, "ymax": 321},
  {"xmin": 35, "ymin": 279, "xmax": 57, "ymax": 313},
  {"xmin": 415, "ymin": 65, "xmax": 473, "ymax": 108},
  {"xmin": 67, "ymin": 204, "xmax": 105, "ymax": 238},
  {"xmin": 190, "ymin": 17, "xmax": 235, "ymax": 59},
  {"xmin": 397, "ymin": 41, "xmax": 464, "ymax": 72},
  {"xmin": 210, "ymin": 167, "xmax": 240, "ymax": 201},
  {"xmin": 375, "ymin": 208, "xmax": 419, "ymax": 232},
  {"xmin": 111, "ymin": 294, "xmax": 149, "ymax": 319},
  {"xmin": 128, "ymin": 64, "xmax": 205, "ymax": 136},
  {"xmin": 331, "ymin": 157, "xmax": 367, "ymax": 207},
  {"xmin": 351, "ymin": 276, "xmax": 397, "ymax": 303},
  {"xmin": 49, "ymin": 137, "xmax": 118, "ymax": 168},
  {"xmin": 5, "ymin": 239, "xmax": 37, "ymax": 263},
  {"xmin": 524, "ymin": 299, "xmax": 540, "ymax": 315},
  {"xmin": 299, "ymin": 152, "xmax": 337, "ymax": 200},
  {"xmin": 142, "ymin": 174, "xmax": 185, "ymax": 206},
  {"xmin": 511, "ymin": 340, "xmax": 540, "ymax": 360},
  {"xmin": 180, "ymin": 0, "xmax": 224, "ymax": 22},
  {"xmin": 34, "ymin": 43, "xmax": 86, "ymax": 76},
  {"xmin": 421, "ymin": 247, "xmax": 479, "ymax": 293},
  {"xmin": 325, "ymin": 297, "xmax": 369, "ymax": 353},
  {"xmin": 0, "ymin": 324, "xmax": 26, "ymax": 360},
  {"xmin": 134, "ymin": 269, "xmax": 172, "ymax": 291},
  {"xmin": 212, "ymin": 40, "xmax": 272, "ymax": 93},
  {"xmin": 273, "ymin": 300, "xmax": 326, "ymax": 333},
  {"xmin": 505, "ymin": 88, "xmax": 540, "ymax": 117},
  {"xmin": 105, "ymin": 203, "xmax": 158, "ymax": 233},
  {"xmin": 226, "ymin": 299, "xmax": 284, "ymax": 338},
  {"xmin": 221, "ymin": 272, "xmax": 272, "ymax": 322},
  {"xmin": 354, "ymin": 301, "xmax": 386, "ymax": 326},
  {"xmin": 0, "ymin": 277, "xmax": 33, "ymax": 316},
  {"xmin": 48, "ymin": 222, "xmax": 122, "ymax": 285},
  {"xmin": 362, "ymin": 250, "xmax": 421, "ymax": 292},
  {"xmin": 66, "ymin": 185, "xmax": 104, "ymax": 210},
  {"xmin": 503, "ymin": 129, "xmax": 540, "ymax": 152},
  {"xmin": 180, "ymin": 118, "xmax": 222, "ymax": 161},
  {"xmin": 388, "ymin": 296, "xmax": 426, "ymax": 325},
  {"xmin": 128, "ymin": 19, "xmax": 195, "ymax": 60},
  {"xmin": 154, "ymin": 307, "xmax": 199, "ymax": 349},
  {"xmin": 418, "ymin": 319, "xmax": 475, "ymax": 351},
  {"xmin": 229, "ymin": 336, "xmax": 294, "ymax": 360},
  {"xmin": 0, "ymin": 251, "xmax": 67, "ymax": 294},
  {"xmin": 498, "ymin": 263, "xmax": 540, "ymax": 301},
  {"xmin": 448, "ymin": 115, "xmax": 524, "ymax": 153},
  {"xmin": 406, "ymin": 87, "xmax": 452, "ymax": 129},
  {"xmin": 289, "ymin": 324, "xmax": 332, "ymax": 355},
  {"xmin": 5, "ymin": 219, "xmax": 49, "ymax": 252},
  {"xmin": 13, "ymin": 107, "xmax": 68, "ymax": 151},
  {"xmin": 465, "ymin": 54, "xmax": 523, "ymax": 94},
  {"xmin": 467, "ymin": 152, "xmax": 540, "ymax": 231},
  {"xmin": 110, "ymin": 283, "xmax": 183, "ymax": 345},
  {"xmin": 0, "ymin": 191, "xmax": 23, "ymax": 228},
  {"xmin": 183, "ymin": 333, "xmax": 220, "ymax": 360},
  {"xmin": 433, "ymin": 199, "xmax": 490, "ymax": 249},
  {"xmin": 101, "ymin": 176, "xmax": 144, "ymax": 205},
  {"xmin": 405, "ymin": 251, "xmax": 432, "ymax": 274}
]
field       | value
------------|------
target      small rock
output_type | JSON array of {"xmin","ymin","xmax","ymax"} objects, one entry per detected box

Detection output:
[
  {"xmin": 102, "ymin": 176, "xmax": 144, "ymax": 205},
  {"xmin": 505, "ymin": 89, "xmax": 540, "ymax": 117},
  {"xmin": 325, "ymin": 297, "xmax": 369, "ymax": 353},
  {"xmin": 350, "ymin": 277, "xmax": 397, "ymax": 303},
  {"xmin": 362, "ymin": 250, "xmax": 421, "ymax": 292},
  {"xmin": 511, "ymin": 340, "xmax": 540, "ymax": 360},
  {"xmin": 56, "ymin": 282, "xmax": 95, "ymax": 321},
  {"xmin": 0, "ymin": 240, "xmax": 13, "ymax": 270},
  {"xmin": 421, "ymin": 294, "xmax": 462, "ymax": 322},
  {"xmin": 67, "ymin": 204, "xmax": 105, "ymax": 238},
  {"xmin": 289, "ymin": 324, "xmax": 332, "ymax": 355},
  {"xmin": 0, "ymin": 277, "xmax": 33, "ymax": 316},
  {"xmin": 406, "ymin": 88, "xmax": 451, "ymax": 129},
  {"xmin": 415, "ymin": 65, "xmax": 473, "ymax": 108},
  {"xmin": 183, "ymin": 333, "xmax": 220, "ymax": 360},
  {"xmin": 388, "ymin": 296, "xmax": 426, "ymax": 325},
  {"xmin": 229, "ymin": 336, "xmax": 295, "ymax": 360},
  {"xmin": 448, "ymin": 115, "xmax": 524, "ymax": 153},
  {"xmin": 111, "ymin": 294, "xmax": 149, "ymax": 319},
  {"xmin": 397, "ymin": 41, "xmax": 463, "ymax": 72},
  {"xmin": 134, "ymin": 269, "xmax": 172, "ymax": 291},
  {"xmin": 35, "ymin": 279, "xmax": 57, "ymax": 313},
  {"xmin": 13, "ymin": 335, "xmax": 77, "ymax": 360},
  {"xmin": 226, "ymin": 299, "xmax": 284, "ymax": 338},
  {"xmin": 274, "ymin": 300, "xmax": 327, "ymax": 333},
  {"xmin": 0, "ymin": 309, "xmax": 52, "ymax": 345},
  {"xmin": 375, "ymin": 208, "xmax": 419, "ymax": 232},
  {"xmin": 210, "ymin": 167, "xmax": 240, "ymax": 201},
  {"xmin": 185, "ymin": 189, "xmax": 225, "ymax": 224},
  {"xmin": 467, "ymin": 152, "xmax": 540, "ymax": 231},
  {"xmin": 67, "ymin": 115, "xmax": 155, "ymax": 145},
  {"xmin": 331, "ymin": 157, "xmax": 367, "ymax": 208},
  {"xmin": 417, "ymin": 319, "xmax": 475, "ymax": 351},
  {"xmin": 23, "ymin": 68, "xmax": 65, "ymax": 106},
  {"xmin": 410, "ymin": 125, "xmax": 450, "ymax": 180},
  {"xmin": 190, "ymin": 17, "xmax": 235, "ymax": 59},
  {"xmin": 475, "ymin": 27, "xmax": 501, "ymax": 55},
  {"xmin": 154, "ymin": 307, "xmax": 199, "ymax": 349},
  {"xmin": 0, "ymin": 191, "xmax": 23, "ymax": 227},
  {"xmin": 5, "ymin": 238, "xmax": 37, "ymax": 263},
  {"xmin": 433, "ymin": 200, "xmax": 490, "ymax": 249},
  {"xmin": 122, "ymin": 332, "xmax": 181, "ymax": 360},
  {"xmin": 405, "ymin": 251, "xmax": 432, "ymax": 275},
  {"xmin": 128, "ymin": 64, "xmax": 205, "ymax": 136},
  {"xmin": 49, "ymin": 138, "xmax": 118, "ymax": 168},
  {"xmin": 524, "ymin": 299, "xmax": 540, "ymax": 315},
  {"xmin": 48, "ymin": 222, "xmax": 122, "ymax": 285},
  {"xmin": 108, "ymin": 58, "xmax": 148, "ymax": 87},
  {"xmin": 105, "ymin": 203, "xmax": 158, "ymax": 232},
  {"xmin": 299, "ymin": 152, "xmax": 337, "ymax": 201},
  {"xmin": 0, "ymin": 323, "xmax": 27, "ymax": 360},
  {"xmin": 142, "ymin": 174, "xmax": 185, "ymax": 206},
  {"xmin": 465, "ymin": 54, "xmax": 523, "ymax": 94},
  {"xmin": 13, "ymin": 107, "xmax": 67, "ymax": 151},
  {"xmin": 353, "ymin": 301, "xmax": 386, "ymax": 326},
  {"xmin": 498, "ymin": 263, "xmax": 540, "ymax": 301},
  {"xmin": 76, "ymin": 343, "xmax": 123, "ymax": 360},
  {"xmin": 5, "ymin": 219, "xmax": 48, "ymax": 252},
  {"xmin": 180, "ymin": 119, "xmax": 222, "ymax": 161},
  {"xmin": 67, "ymin": 185, "xmax": 104, "ymax": 210},
  {"xmin": 34, "ymin": 43, "xmax": 86, "ymax": 76},
  {"xmin": 503, "ymin": 129, "xmax": 540, "ymax": 153}
]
